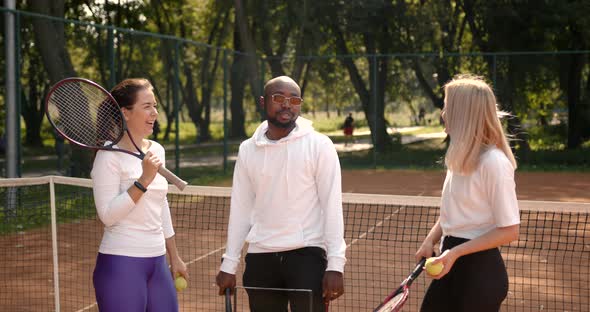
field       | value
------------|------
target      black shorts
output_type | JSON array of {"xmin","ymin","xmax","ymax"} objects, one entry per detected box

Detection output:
[
  {"xmin": 243, "ymin": 247, "xmax": 327, "ymax": 312},
  {"xmin": 420, "ymin": 236, "xmax": 509, "ymax": 312}
]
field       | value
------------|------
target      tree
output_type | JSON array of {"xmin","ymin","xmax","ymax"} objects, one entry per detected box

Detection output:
[
  {"xmin": 234, "ymin": 0, "xmax": 263, "ymax": 119},
  {"xmin": 29, "ymin": 0, "xmax": 92, "ymax": 177},
  {"xmin": 554, "ymin": 1, "xmax": 590, "ymax": 148},
  {"xmin": 460, "ymin": 0, "xmax": 532, "ymax": 154},
  {"xmin": 228, "ymin": 23, "xmax": 248, "ymax": 138},
  {"xmin": 324, "ymin": 0, "xmax": 396, "ymax": 151},
  {"xmin": 404, "ymin": 0, "xmax": 469, "ymax": 110}
]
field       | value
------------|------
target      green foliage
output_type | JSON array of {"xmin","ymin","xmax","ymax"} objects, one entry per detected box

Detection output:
[
  {"xmin": 527, "ymin": 124, "xmax": 567, "ymax": 151},
  {"xmin": 0, "ymin": 98, "xmax": 5, "ymax": 137},
  {"xmin": 182, "ymin": 165, "xmax": 234, "ymax": 186},
  {"xmin": 6, "ymin": 1, "xmax": 590, "ymax": 175},
  {"xmin": 0, "ymin": 185, "xmax": 96, "ymax": 234}
]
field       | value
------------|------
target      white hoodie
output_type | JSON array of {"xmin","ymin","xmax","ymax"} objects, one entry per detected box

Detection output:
[{"xmin": 220, "ymin": 117, "xmax": 347, "ymax": 274}]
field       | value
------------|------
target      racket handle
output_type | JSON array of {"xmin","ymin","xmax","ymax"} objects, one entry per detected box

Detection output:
[
  {"xmin": 158, "ymin": 166, "xmax": 188, "ymax": 191},
  {"xmin": 225, "ymin": 288, "xmax": 232, "ymax": 312}
]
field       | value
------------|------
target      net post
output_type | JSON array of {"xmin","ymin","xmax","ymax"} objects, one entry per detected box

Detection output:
[{"xmin": 49, "ymin": 176, "xmax": 61, "ymax": 312}]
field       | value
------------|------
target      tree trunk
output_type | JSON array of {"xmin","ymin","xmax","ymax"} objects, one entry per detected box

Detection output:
[
  {"xmin": 229, "ymin": 26, "xmax": 247, "ymax": 138},
  {"xmin": 462, "ymin": 1, "xmax": 530, "ymax": 155},
  {"xmin": 21, "ymin": 65, "xmax": 44, "ymax": 147},
  {"xmin": 30, "ymin": 0, "xmax": 92, "ymax": 177},
  {"xmin": 234, "ymin": 0, "xmax": 263, "ymax": 118},
  {"xmin": 566, "ymin": 53, "xmax": 585, "ymax": 149},
  {"xmin": 412, "ymin": 59, "xmax": 444, "ymax": 110},
  {"xmin": 497, "ymin": 62, "xmax": 530, "ymax": 157},
  {"xmin": 331, "ymin": 24, "xmax": 392, "ymax": 152}
]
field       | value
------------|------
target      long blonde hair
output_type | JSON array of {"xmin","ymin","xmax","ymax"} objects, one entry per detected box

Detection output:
[{"xmin": 443, "ymin": 75, "xmax": 517, "ymax": 174}]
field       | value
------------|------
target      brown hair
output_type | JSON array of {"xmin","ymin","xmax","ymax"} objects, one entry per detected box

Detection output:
[{"xmin": 110, "ymin": 78, "xmax": 153, "ymax": 109}]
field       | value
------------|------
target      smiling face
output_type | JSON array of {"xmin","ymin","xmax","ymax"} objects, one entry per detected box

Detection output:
[
  {"xmin": 261, "ymin": 77, "xmax": 302, "ymax": 129},
  {"xmin": 122, "ymin": 88, "xmax": 158, "ymax": 140}
]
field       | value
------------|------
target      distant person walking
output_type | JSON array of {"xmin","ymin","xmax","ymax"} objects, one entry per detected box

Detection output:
[
  {"xmin": 343, "ymin": 113, "xmax": 355, "ymax": 146},
  {"xmin": 418, "ymin": 107, "xmax": 426, "ymax": 125}
]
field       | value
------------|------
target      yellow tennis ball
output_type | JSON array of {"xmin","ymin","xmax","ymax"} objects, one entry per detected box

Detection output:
[
  {"xmin": 174, "ymin": 276, "xmax": 187, "ymax": 292},
  {"xmin": 425, "ymin": 257, "xmax": 444, "ymax": 276}
]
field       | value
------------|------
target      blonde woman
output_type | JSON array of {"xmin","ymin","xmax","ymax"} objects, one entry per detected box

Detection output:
[{"xmin": 415, "ymin": 75, "xmax": 520, "ymax": 311}]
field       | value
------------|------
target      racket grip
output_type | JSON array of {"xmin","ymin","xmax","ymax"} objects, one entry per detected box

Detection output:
[
  {"xmin": 225, "ymin": 288, "xmax": 232, "ymax": 312},
  {"xmin": 158, "ymin": 166, "xmax": 188, "ymax": 191}
]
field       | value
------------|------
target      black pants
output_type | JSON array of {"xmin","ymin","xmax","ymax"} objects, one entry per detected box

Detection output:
[
  {"xmin": 243, "ymin": 247, "xmax": 327, "ymax": 312},
  {"xmin": 421, "ymin": 236, "xmax": 509, "ymax": 312}
]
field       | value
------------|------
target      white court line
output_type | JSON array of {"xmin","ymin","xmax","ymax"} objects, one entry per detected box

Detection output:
[
  {"xmin": 347, "ymin": 207, "xmax": 403, "ymax": 248},
  {"xmin": 75, "ymin": 245, "xmax": 227, "ymax": 312}
]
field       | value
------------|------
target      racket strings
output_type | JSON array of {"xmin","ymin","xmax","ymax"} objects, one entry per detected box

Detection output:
[
  {"xmin": 376, "ymin": 292, "xmax": 407, "ymax": 312},
  {"xmin": 47, "ymin": 81, "xmax": 124, "ymax": 147}
]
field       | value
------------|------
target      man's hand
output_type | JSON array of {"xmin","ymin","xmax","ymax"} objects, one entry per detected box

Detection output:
[
  {"xmin": 322, "ymin": 271, "xmax": 344, "ymax": 302},
  {"xmin": 216, "ymin": 271, "xmax": 236, "ymax": 296}
]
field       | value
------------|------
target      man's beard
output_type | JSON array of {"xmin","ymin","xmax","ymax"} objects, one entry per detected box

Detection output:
[{"xmin": 267, "ymin": 114, "xmax": 297, "ymax": 129}]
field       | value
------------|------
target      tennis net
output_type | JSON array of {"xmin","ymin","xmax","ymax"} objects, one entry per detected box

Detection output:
[{"xmin": 0, "ymin": 176, "xmax": 588, "ymax": 311}]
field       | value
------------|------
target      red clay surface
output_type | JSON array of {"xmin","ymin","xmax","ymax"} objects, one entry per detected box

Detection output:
[
  {"xmin": 1, "ymin": 170, "xmax": 588, "ymax": 311},
  {"xmin": 341, "ymin": 170, "xmax": 590, "ymax": 203}
]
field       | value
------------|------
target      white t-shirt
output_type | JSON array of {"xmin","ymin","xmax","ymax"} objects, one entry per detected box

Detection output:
[
  {"xmin": 90, "ymin": 141, "xmax": 174, "ymax": 257},
  {"xmin": 440, "ymin": 147, "xmax": 520, "ymax": 239}
]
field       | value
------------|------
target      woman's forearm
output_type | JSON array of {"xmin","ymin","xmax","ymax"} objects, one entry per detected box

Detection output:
[
  {"xmin": 451, "ymin": 224, "xmax": 519, "ymax": 258},
  {"xmin": 166, "ymin": 235, "xmax": 180, "ymax": 259},
  {"xmin": 425, "ymin": 218, "xmax": 443, "ymax": 245}
]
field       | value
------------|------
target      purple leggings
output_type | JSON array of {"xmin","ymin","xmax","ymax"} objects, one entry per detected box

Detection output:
[{"xmin": 93, "ymin": 253, "xmax": 178, "ymax": 312}]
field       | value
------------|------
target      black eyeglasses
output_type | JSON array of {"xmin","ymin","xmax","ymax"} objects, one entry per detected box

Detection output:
[{"xmin": 270, "ymin": 94, "xmax": 303, "ymax": 106}]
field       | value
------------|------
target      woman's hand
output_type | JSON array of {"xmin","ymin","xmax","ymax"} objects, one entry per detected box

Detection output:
[
  {"xmin": 425, "ymin": 249, "xmax": 458, "ymax": 280},
  {"xmin": 415, "ymin": 239, "xmax": 435, "ymax": 262},
  {"xmin": 138, "ymin": 151, "xmax": 162, "ymax": 187},
  {"xmin": 170, "ymin": 256, "xmax": 189, "ymax": 280}
]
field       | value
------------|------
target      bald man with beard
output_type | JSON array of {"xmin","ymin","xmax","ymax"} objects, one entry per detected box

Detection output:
[{"xmin": 216, "ymin": 76, "xmax": 346, "ymax": 311}]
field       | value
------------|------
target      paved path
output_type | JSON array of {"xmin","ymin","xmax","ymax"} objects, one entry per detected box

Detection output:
[{"xmin": 15, "ymin": 127, "xmax": 446, "ymax": 176}]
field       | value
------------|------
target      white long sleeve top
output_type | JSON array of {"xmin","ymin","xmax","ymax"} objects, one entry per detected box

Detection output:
[
  {"xmin": 220, "ymin": 117, "xmax": 347, "ymax": 274},
  {"xmin": 440, "ymin": 147, "xmax": 520, "ymax": 239},
  {"xmin": 90, "ymin": 140, "xmax": 174, "ymax": 257}
]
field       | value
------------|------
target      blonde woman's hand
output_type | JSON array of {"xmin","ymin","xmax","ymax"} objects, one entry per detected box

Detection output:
[
  {"xmin": 426, "ymin": 249, "xmax": 458, "ymax": 280},
  {"xmin": 415, "ymin": 239, "xmax": 435, "ymax": 262}
]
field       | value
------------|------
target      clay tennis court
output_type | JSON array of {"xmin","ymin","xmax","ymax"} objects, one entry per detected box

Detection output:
[
  {"xmin": 342, "ymin": 170, "xmax": 590, "ymax": 203},
  {"xmin": 0, "ymin": 171, "xmax": 588, "ymax": 311}
]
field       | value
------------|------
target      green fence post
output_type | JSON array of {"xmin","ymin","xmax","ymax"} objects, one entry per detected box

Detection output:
[
  {"xmin": 107, "ymin": 27, "xmax": 116, "ymax": 89},
  {"xmin": 15, "ymin": 11, "xmax": 21, "ymax": 177},
  {"xmin": 492, "ymin": 54, "xmax": 497, "ymax": 88},
  {"xmin": 223, "ymin": 49, "xmax": 229, "ymax": 174},
  {"xmin": 372, "ymin": 54, "xmax": 378, "ymax": 169},
  {"xmin": 173, "ymin": 41, "xmax": 181, "ymax": 175}
]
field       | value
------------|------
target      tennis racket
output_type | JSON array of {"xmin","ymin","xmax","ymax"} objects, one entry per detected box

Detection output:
[
  {"xmin": 45, "ymin": 77, "xmax": 188, "ymax": 190},
  {"xmin": 225, "ymin": 288, "xmax": 232, "ymax": 312},
  {"xmin": 373, "ymin": 258, "xmax": 427, "ymax": 312}
]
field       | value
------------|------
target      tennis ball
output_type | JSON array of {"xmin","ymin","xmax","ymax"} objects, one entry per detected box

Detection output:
[
  {"xmin": 425, "ymin": 257, "xmax": 444, "ymax": 276},
  {"xmin": 174, "ymin": 276, "xmax": 187, "ymax": 292}
]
